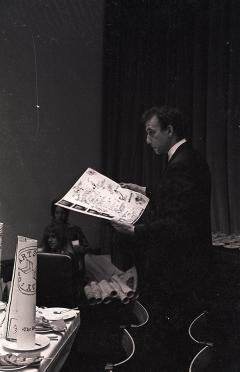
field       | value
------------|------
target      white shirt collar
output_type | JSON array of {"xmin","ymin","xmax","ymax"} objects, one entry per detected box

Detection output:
[{"xmin": 168, "ymin": 138, "xmax": 187, "ymax": 161}]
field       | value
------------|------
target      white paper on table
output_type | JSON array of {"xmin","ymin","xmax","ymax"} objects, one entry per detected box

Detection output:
[
  {"xmin": 56, "ymin": 168, "xmax": 149, "ymax": 224},
  {"xmin": 2, "ymin": 236, "xmax": 37, "ymax": 349}
]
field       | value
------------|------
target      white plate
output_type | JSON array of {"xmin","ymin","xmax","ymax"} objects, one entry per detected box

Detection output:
[
  {"xmin": 37, "ymin": 307, "xmax": 77, "ymax": 321},
  {"xmin": 0, "ymin": 366, "xmax": 26, "ymax": 371},
  {"xmin": 0, "ymin": 365, "xmax": 26, "ymax": 371},
  {"xmin": 2, "ymin": 334, "xmax": 50, "ymax": 351}
]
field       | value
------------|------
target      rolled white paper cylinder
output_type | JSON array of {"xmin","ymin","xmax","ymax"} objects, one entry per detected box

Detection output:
[
  {"xmin": 108, "ymin": 282, "xmax": 118, "ymax": 298},
  {"xmin": 98, "ymin": 280, "xmax": 117, "ymax": 298},
  {"xmin": 84, "ymin": 284, "xmax": 97, "ymax": 305},
  {"xmin": 2, "ymin": 236, "xmax": 37, "ymax": 347},
  {"xmin": 117, "ymin": 290, "xmax": 130, "ymax": 305},
  {"xmin": 16, "ymin": 236, "xmax": 37, "ymax": 349},
  {"xmin": 110, "ymin": 280, "xmax": 130, "ymax": 304},
  {"xmin": 90, "ymin": 281, "xmax": 102, "ymax": 304},
  {"xmin": 85, "ymin": 254, "xmax": 122, "ymax": 281},
  {"xmin": 2, "ymin": 242, "xmax": 19, "ymax": 340},
  {"xmin": 111, "ymin": 274, "xmax": 135, "ymax": 298},
  {"xmin": 98, "ymin": 281, "xmax": 111, "ymax": 304}
]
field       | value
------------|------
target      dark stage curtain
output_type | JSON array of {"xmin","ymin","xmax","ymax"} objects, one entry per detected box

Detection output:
[{"xmin": 101, "ymin": 0, "xmax": 240, "ymax": 262}]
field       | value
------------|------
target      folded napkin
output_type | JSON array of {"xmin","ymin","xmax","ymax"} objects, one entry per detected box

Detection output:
[
  {"xmin": 36, "ymin": 315, "xmax": 51, "ymax": 328},
  {"xmin": 35, "ymin": 316, "xmax": 66, "ymax": 332},
  {"xmin": 51, "ymin": 319, "xmax": 66, "ymax": 332}
]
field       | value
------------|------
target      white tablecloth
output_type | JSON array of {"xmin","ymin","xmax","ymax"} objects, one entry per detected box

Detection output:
[{"xmin": 0, "ymin": 311, "xmax": 80, "ymax": 372}]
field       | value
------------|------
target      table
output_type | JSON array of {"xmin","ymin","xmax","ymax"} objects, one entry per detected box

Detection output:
[{"xmin": 0, "ymin": 311, "xmax": 80, "ymax": 372}]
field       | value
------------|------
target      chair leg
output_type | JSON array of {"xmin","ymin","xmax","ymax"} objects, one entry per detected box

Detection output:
[{"xmin": 104, "ymin": 363, "xmax": 114, "ymax": 371}]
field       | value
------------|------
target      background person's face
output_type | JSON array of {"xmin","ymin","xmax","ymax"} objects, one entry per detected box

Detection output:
[
  {"xmin": 54, "ymin": 206, "xmax": 68, "ymax": 223},
  {"xmin": 145, "ymin": 115, "xmax": 170, "ymax": 155},
  {"xmin": 47, "ymin": 233, "xmax": 58, "ymax": 251}
]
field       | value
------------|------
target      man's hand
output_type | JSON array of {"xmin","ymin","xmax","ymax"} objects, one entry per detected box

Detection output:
[
  {"xmin": 120, "ymin": 183, "xmax": 146, "ymax": 195},
  {"xmin": 111, "ymin": 219, "xmax": 135, "ymax": 235}
]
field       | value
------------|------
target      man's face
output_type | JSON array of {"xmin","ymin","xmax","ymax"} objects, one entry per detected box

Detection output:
[{"xmin": 145, "ymin": 115, "xmax": 170, "ymax": 155}]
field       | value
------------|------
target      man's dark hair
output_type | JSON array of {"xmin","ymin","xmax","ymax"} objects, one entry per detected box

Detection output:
[{"xmin": 142, "ymin": 106, "xmax": 185, "ymax": 140}]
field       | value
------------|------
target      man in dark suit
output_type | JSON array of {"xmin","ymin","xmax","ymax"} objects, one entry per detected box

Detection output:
[{"xmin": 112, "ymin": 106, "xmax": 212, "ymax": 370}]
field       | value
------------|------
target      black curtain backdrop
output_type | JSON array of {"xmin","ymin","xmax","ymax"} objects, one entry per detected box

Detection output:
[
  {"xmin": 0, "ymin": 0, "xmax": 103, "ymax": 257},
  {"xmin": 102, "ymin": 0, "xmax": 240, "ymax": 260}
]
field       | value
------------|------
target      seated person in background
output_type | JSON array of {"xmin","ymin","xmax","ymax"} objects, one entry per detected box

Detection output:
[
  {"xmin": 38, "ymin": 224, "xmax": 85, "ymax": 306},
  {"xmin": 39, "ymin": 224, "xmax": 85, "ymax": 301},
  {"xmin": 41, "ymin": 198, "xmax": 91, "ymax": 254}
]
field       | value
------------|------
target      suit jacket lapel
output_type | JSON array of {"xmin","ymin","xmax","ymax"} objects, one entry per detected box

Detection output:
[{"xmin": 167, "ymin": 142, "xmax": 189, "ymax": 167}]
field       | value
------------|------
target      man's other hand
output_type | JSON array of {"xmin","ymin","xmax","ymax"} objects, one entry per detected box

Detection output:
[
  {"xmin": 111, "ymin": 220, "xmax": 135, "ymax": 235},
  {"xmin": 120, "ymin": 183, "xmax": 146, "ymax": 195}
]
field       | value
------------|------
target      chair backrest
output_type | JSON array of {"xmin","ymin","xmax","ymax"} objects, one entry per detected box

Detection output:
[
  {"xmin": 130, "ymin": 300, "xmax": 149, "ymax": 328},
  {"xmin": 105, "ymin": 328, "xmax": 135, "ymax": 371},
  {"xmin": 189, "ymin": 343, "xmax": 240, "ymax": 371},
  {"xmin": 188, "ymin": 311, "xmax": 212, "ymax": 346},
  {"xmin": 37, "ymin": 252, "xmax": 77, "ymax": 308},
  {"xmin": 189, "ymin": 345, "xmax": 212, "ymax": 372},
  {"xmin": 104, "ymin": 301, "xmax": 148, "ymax": 371}
]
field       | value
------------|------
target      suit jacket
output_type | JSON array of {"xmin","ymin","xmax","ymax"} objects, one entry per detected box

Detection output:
[{"xmin": 135, "ymin": 142, "xmax": 212, "ymax": 308}]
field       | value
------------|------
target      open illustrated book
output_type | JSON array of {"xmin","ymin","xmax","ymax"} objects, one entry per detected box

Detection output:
[{"xmin": 56, "ymin": 168, "xmax": 149, "ymax": 224}]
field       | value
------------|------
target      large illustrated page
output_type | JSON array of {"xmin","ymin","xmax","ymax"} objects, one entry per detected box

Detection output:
[{"xmin": 56, "ymin": 168, "xmax": 149, "ymax": 224}]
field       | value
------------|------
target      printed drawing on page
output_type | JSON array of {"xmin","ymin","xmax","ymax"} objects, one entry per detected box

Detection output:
[{"xmin": 56, "ymin": 168, "xmax": 149, "ymax": 224}]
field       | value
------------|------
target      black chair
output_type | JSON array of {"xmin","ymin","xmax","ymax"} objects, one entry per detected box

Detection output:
[
  {"xmin": 188, "ymin": 311, "xmax": 213, "ymax": 346},
  {"xmin": 37, "ymin": 252, "xmax": 79, "ymax": 308},
  {"xmin": 189, "ymin": 343, "xmax": 240, "ymax": 372},
  {"xmin": 103, "ymin": 301, "xmax": 148, "ymax": 371},
  {"xmin": 128, "ymin": 300, "xmax": 149, "ymax": 328},
  {"xmin": 104, "ymin": 328, "xmax": 135, "ymax": 371},
  {"xmin": 189, "ymin": 345, "xmax": 212, "ymax": 372},
  {"xmin": 0, "ymin": 259, "xmax": 14, "ymax": 301},
  {"xmin": 189, "ymin": 245, "xmax": 240, "ymax": 371}
]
